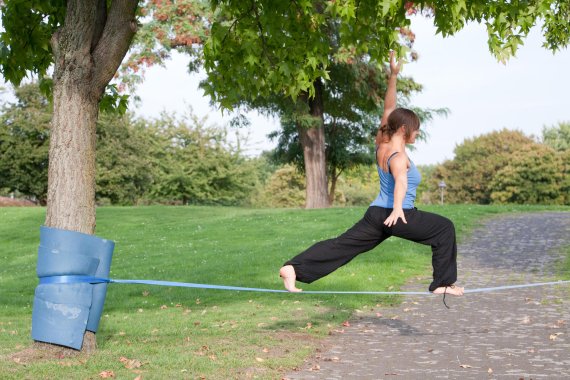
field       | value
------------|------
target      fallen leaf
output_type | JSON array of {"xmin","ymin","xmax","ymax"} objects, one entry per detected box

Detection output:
[
  {"xmin": 306, "ymin": 323, "xmax": 312, "ymax": 329},
  {"xmin": 390, "ymin": 315, "xmax": 400, "ymax": 320},
  {"xmin": 119, "ymin": 356, "xmax": 143, "ymax": 369},
  {"xmin": 342, "ymin": 321, "xmax": 350, "ymax": 327},
  {"xmin": 376, "ymin": 313, "xmax": 383, "ymax": 317},
  {"xmin": 99, "ymin": 370, "xmax": 115, "ymax": 378},
  {"xmin": 142, "ymin": 291, "xmax": 150, "ymax": 297},
  {"xmin": 255, "ymin": 357, "xmax": 264, "ymax": 362},
  {"xmin": 160, "ymin": 305, "xmax": 168, "ymax": 310},
  {"xmin": 324, "ymin": 356, "xmax": 340, "ymax": 362},
  {"xmin": 310, "ymin": 364, "xmax": 320, "ymax": 371},
  {"xmin": 134, "ymin": 376, "xmax": 143, "ymax": 380},
  {"xmin": 521, "ymin": 316, "xmax": 531, "ymax": 324},
  {"xmin": 262, "ymin": 348, "xmax": 269, "ymax": 353},
  {"xmin": 459, "ymin": 364, "xmax": 472, "ymax": 368},
  {"xmin": 488, "ymin": 368, "xmax": 493, "ymax": 374},
  {"xmin": 549, "ymin": 333, "xmax": 564, "ymax": 340}
]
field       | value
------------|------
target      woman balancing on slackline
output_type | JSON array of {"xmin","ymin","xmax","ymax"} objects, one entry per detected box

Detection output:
[{"xmin": 280, "ymin": 51, "xmax": 464, "ymax": 297}]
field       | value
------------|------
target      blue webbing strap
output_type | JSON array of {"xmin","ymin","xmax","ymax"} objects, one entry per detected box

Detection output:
[{"xmin": 39, "ymin": 275, "xmax": 570, "ymax": 295}]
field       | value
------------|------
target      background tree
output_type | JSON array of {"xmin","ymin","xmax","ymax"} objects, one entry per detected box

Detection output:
[
  {"xmin": 0, "ymin": 83, "xmax": 51, "ymax": 204},
  {"xmin": 0, "ymin": 82, "xmax": 263, "ymax": 206},
  {"xmin": 432, "ymin": 129, "xmax": 537, "ymax": 204},
  {"xmin": 265, "ymin": 60, "xmax": 445, "ymax": 206},
  {"xmin": 95, "ymin": 113, "xmax": 159, "ymax": 205},
  {"xmin": 149, "ymin": 112, "xmax": 260, "ymax": 205},
  {"xmin": 202, "ymin": 1, "xmax": 412, "ymax": 208},
  {"xmin": 489, "ymin": 143, "xmax": 563, "ymax": 204},
  {"xmin": 430, "ymin": 129, "xmax": 567, "ymax": 204},
  {"xmin": 252, "ymin": 164, "xmax": 306, "ymax": 208},
  {"xmin": 200, "ymin": 0, "xmax": 570, "ymax": 208},
  {"xmin": 542, "ymin": 122, "xmax": 570, "ymax": 152},
  {"xmin": 542, "ymin": 122, "xmax": 570, "ymax": 204}
]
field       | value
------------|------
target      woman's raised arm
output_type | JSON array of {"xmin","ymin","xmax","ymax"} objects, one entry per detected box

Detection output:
[{"xmin": 380, "ymin": 51, "xmax": 402, "ymax": 128}]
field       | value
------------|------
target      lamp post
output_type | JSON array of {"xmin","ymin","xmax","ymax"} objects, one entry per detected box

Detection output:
[{"xmin": 438, "ymin": 180, "xmax": 447, "ymax": 205}]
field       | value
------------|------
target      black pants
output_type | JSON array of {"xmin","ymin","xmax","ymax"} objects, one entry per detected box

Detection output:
[{"xmin": 284, "ymin": 206, "xmax": 457, "ymax": 291}]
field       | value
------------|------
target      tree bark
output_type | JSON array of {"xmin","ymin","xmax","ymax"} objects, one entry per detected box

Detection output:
[
  {"xmin": 298, "ymin": 79, "xmax": 329, "ymax": 209},
  {"xmin": 46, "ymin": 81, "xmax": 100, "ymax": 233},
  {"xmin": 41, "ymin": 0, "xmax": 138, "ymax": 353}
]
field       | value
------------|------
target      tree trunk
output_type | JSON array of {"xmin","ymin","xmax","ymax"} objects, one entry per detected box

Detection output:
[
  {"xmin": 298, "ymin": 79, "xmax": 329, "ymax": 209},
  {"xmin": 328, "ymin": 167, "xmax": 338, "ymax": 206},
  {"xmin": 46, "ymin": 83, "xmax": 99, "ymax": 233},
  {"xmin": 38, "ymin": 0, "xmax": 138, "ymax": 354}
]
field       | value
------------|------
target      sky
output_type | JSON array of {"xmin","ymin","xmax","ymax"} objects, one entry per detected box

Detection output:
[{"xmin": 131, "ymin": 15, "xmax": 570, "ymax": 165}]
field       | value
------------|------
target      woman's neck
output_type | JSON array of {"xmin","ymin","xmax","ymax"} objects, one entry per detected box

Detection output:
[{"xmin": 390, "ymin": 134, "xmax": 407, "ymax": 152}]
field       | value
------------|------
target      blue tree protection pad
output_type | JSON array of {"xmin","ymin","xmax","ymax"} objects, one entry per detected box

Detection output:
[{"xmin": 32, "ymin": 226, "xmax": 115, "ymax": 349}]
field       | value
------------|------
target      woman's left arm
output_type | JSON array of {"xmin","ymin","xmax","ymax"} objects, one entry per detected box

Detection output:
[{"xmin": 383, "ymin": 155, "xmax": 408, "ymax": 227}]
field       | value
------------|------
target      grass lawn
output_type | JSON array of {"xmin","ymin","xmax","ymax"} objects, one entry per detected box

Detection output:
[{"xmin": 1, "ymin": 204, "xmax": 568, "ymax": 379}]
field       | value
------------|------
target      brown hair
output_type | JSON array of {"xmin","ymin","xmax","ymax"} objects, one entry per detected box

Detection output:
[{"xmin": 378, "ymin": 107, "xmax": 420, "ymax": 143}]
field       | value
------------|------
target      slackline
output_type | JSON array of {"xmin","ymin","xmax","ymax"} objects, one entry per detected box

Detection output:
[{"xmin": 39, "ymin": 275, "xmax": 570, "ymax": 295}]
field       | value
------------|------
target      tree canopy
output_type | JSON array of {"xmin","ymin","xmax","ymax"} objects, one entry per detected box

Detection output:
[
  {"xmin": 203, "ymin": 0, "xmax": 570, "ymax": 107},
  {"xmin": 429, "ymin": 129, "xmax": 568, "ymax": 205}
]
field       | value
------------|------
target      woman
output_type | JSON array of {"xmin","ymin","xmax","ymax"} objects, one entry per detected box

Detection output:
[{"xmin": 280, "ymin": 51, "xmax": 464, "ymax": 297}]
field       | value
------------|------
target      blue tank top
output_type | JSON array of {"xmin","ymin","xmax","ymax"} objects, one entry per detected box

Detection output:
[{"xmin": 370, "ymin": 152, "xmax": 421, "ymax": 209}]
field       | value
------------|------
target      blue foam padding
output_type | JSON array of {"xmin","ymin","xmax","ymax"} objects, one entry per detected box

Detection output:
[
  {"xmin": 31, "ymin": 283, "xmax": 92, "ymax": 349},
  {"xmin": 32, "ymin": 226, "xmax": 115, "ymax": 349}
]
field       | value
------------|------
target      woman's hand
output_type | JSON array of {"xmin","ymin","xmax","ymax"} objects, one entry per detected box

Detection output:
[
  {"xmin": 384, "ymin": 207, "xmax": 407, "ymax": 227},
  {"xmin": 388, "ymin": 50, "xmax": 403, "ymax": 77}
]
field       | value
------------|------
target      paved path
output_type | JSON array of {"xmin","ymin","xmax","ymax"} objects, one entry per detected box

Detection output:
[{"xmin": 285, "ymin": 212, "xmax": 570, "ymax": 380}]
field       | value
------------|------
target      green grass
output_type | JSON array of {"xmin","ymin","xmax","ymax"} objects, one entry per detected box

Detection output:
[{"xmin": 0, "ymin": 204, "xmax": 568, "ymax": 379}]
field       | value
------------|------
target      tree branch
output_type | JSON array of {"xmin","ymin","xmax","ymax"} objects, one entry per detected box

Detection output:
[
  {"xmin": 252, "ymin": 1, "xmax": 275, "ymax": 66},
  {"xmin": 92, "ymin": 0, "xmax": 139, "ymax": 94},
  {"xmin": 91, "ymin": 0, "xmax": 108, "ymax": 53}
]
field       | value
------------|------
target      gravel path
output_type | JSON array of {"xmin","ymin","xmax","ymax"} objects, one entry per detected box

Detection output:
[{"xmin": 284, "ymin": 212, "xmax": 570, "ymax": 380}]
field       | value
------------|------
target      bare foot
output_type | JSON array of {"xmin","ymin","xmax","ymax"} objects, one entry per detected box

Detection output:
[
  {"xmin": 432, "ymin": 285, "xmax": 464, "ymax": 296},
  {"xmin": 279, "ymin": 265, "xmax": 302, "ymax": 292}
]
